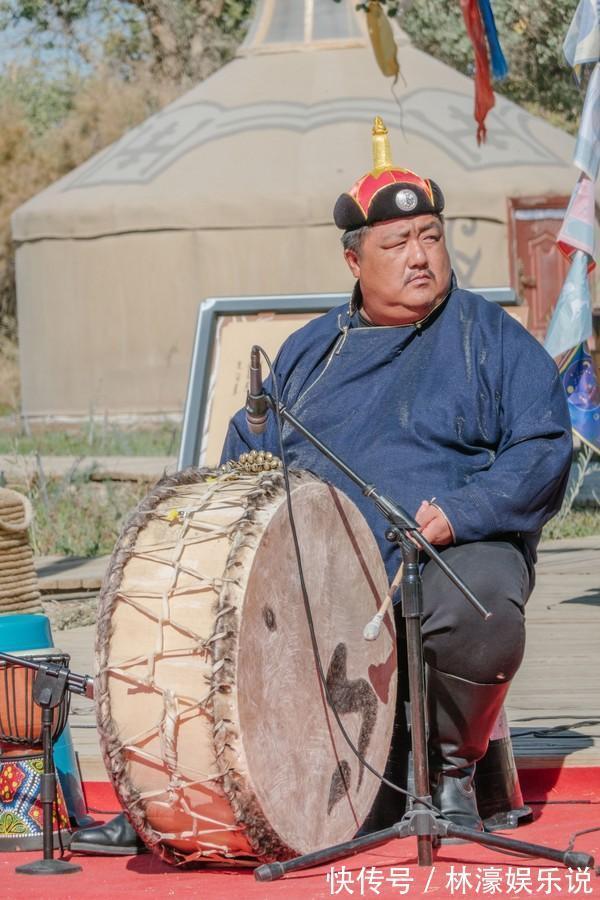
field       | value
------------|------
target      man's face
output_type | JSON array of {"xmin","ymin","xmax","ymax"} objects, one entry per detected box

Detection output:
[{"xmin": 344, "ymin": 215, "xmax": 452, "ymax": 326}]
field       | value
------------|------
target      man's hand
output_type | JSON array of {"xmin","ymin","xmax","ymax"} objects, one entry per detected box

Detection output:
[{"xmin": 415, "ymin": 501, "xmax": 454, "ymax": 546}]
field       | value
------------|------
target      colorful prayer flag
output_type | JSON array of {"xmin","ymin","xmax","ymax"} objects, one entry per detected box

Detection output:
[
  {"xmin": 544, "ymin": 250, "xmax": 593, "ymax": 360},
  {"xmin": 557, "ymin": 343, "xmax": 600, "ymax": 453},
  {"xmin": 477, "ymin": 0, "xmax": 508, "ymax": 79},
  {"xmin": 563, "ymin": 0, "xmax": 600, "ymax": 78},
  {"xmin": 574, "ymin": 63, "xmax": 600, "ymax": 180},
  {"xmin": 554, "ymin": 1, "xmax": 600, "ymax": 453},
  {"xmin": 557, "ymin": 173, "xmax": 597, "ymax": 267},
  {"xmin": 460, "ymin": 0, "xmax": 495, "ymax": 144}
]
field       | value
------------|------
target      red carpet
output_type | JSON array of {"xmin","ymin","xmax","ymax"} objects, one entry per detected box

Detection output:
[{"xmin": 1, "ymin": 769, "xmax": 599, "ymax": 899}]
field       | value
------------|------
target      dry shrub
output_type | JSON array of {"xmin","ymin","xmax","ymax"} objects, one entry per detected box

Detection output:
[
  {"xmin": 41, "ymin": 66, "xmax": 179, "ymax": 177},
  {"xmin": 29, "ymin": 475, "xmax": 150, "ymax": 558},
  {"xmin": 0, "ymin": 332, "xmax": 19, "ymax": 411},
  {"xmin": 0, "ymin": 66, "xmax": 180, "ymax": 407}
]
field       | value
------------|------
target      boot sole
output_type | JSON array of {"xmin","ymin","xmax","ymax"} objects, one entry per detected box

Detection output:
[{"xmin": 69, "ymin": 841, "xmax": 148, "ymax": 856}]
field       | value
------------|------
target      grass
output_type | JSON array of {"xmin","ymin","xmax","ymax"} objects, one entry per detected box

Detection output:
[
  {"xmin": 0, "ymin": 405, "xmax": 182, "ymax": 557},
  {"xmin": 28, "ymin": 475, "xmax": 148, "ymax": 558},
  {"xmin": 542, "ymin": 508, "xmax": 600, "ymax": 541},
  {"xmin": 0, "ymin": 420, "xmax": 181, "ymax": 457}
]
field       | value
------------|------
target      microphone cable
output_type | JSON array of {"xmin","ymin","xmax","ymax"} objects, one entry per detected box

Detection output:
[{"xmin": 256, "ymin": 345, "xmax": 441, "ymax": 816}]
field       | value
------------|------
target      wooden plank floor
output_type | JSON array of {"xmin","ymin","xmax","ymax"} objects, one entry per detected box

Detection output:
[
  {"xmin": 55, "ymin": 536, "xmax": 600, "ymax": 780},
  {"xmin": 508, "ymin": 535, "xmax": 600, "ymax": 768}
]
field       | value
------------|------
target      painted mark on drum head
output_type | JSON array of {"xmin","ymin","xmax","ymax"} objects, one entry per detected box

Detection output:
[
  {"xmin": 326, "ymin": 643, "xmax": 377, "ymax": 791},
  {"xmin": 262, "ymin": 605, "xmax": 276, "ymax": 631},
  {"xmin": 328, "ymin": 760, "xmax": 351, "ymax": 814},
  {"xmin": 326, "ymin": 486, "xmax": 396, "ymax": 704}
]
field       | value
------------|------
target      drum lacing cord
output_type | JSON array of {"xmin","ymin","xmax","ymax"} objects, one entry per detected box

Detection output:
[
  {"xmin": 258, "ymin": 345, "xmax": 444, "ymax": 819},
  {"xmin": 106, "ymin": 490, "xmax": 243, "ymax": 680},
  {"xmin": 113, "ymin": 683, "xmax": 245, "ymax": 836},
  {"xmin": 127, "ymin": 698, "xmax": 244, "ymax": 845}
]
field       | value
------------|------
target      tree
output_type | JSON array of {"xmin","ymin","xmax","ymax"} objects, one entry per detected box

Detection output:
[
  {"xmin": 0, "ymin": 0, "xmax": 254, "ymax": 335},
  {"xmin": 0, "ymin": 0, "xmax": 255, "ymax": 83},
  {"xmin": 399, "ymin": 1, "xmax": 582, "ymax": 134}
]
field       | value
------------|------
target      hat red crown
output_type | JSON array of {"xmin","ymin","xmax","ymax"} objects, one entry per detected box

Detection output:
[
  {"xmin": 333, "ymin": 117, "xmax": 444, "ymax": 231},
  {"xmin": 349, "ymin": 167, "xmax": 435, "ymax": 219}
]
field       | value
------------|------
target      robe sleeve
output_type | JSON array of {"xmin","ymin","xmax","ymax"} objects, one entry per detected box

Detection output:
[{"xmin": 432, "ymin": 318, "xmax": 573, "ymax": 543}]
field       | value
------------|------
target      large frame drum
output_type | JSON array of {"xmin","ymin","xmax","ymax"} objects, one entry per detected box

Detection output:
[{"xmin": 96, "ymin": 469, "xmax": 397, "ymax": 865}]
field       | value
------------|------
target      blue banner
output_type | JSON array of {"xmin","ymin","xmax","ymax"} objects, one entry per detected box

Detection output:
[
  {"xmin": 558, "ymin": 343, "xmax": 600, "ymax": 453},
  {"xmin": 477, "ymin": 0, "xmax": 509, "ymax": 79}
]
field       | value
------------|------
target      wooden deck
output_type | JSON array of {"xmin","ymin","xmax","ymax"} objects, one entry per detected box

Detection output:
[
  {"xmin": 509, "ymin": 535, "xmax": 600, "ymax": 768},
  {"xmin": 52, "ymin": 536, "xmax": 600, "ymax": 781}
]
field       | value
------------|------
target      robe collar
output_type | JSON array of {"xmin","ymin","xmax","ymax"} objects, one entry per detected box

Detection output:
[{"xmin": 348, "ymin": 272, "xmax": 457, "ymax": 328}]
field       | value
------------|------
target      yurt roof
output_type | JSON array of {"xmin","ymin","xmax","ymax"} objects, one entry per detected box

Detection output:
[{"xmin": 12, "ymin": 0, "xmax": 579, "ymax": 242}]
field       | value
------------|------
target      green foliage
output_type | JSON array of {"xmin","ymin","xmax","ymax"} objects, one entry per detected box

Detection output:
[
  {"xmin": 1, "ymin": 421, "xmax": 181, "ymax": 557},
  {"xmin": 0, "ymin": 66, "xmax": 79, "ymax": 135},
  {"xmin": 332, "ymin": 1, "xmax": 582, "ymax": 133},
  {"xmin": 218, "ymin": 0, "xmax": 253, "ymax": 31},
  {"xmin": 0, "ymin": 0, "xmax": 255, "ymax": 79},
  {"xmin": 542, "ymin": 445, "xmax": 600, "ymax": 539},
  {"xmin": 401, "ymin": 0, "xmax": 583, "ymax": 134}
]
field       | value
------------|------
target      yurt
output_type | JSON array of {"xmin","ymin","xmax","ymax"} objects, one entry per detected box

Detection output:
[{"xmin": 12, "ymin": 0, "xmax": 586, "ymax": 418}]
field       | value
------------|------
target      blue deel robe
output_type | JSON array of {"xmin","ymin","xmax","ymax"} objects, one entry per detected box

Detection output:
[{"xmin": 220, "ymin": 282, "xmax": 573, "ymax": 582}]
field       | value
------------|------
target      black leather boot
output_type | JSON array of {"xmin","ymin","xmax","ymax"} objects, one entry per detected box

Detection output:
[
  {"xmin": 69, "ymin": 812, "xmax": 148, "ymax": 855},
  {"xmin": 427, "ymin": 667, "xmax": 510, "ymax": 835}
]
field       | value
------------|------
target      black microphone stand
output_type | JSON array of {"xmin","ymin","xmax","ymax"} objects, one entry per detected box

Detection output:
[
  {"xmin": 0, "ymin": 651, "xmax": 94, "ymax": 875},
  {"xmin": 253, "ymin": 395, "xmax": 595, "ymax": 882}
]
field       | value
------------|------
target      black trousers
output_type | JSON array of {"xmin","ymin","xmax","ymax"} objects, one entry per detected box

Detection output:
[
  {"xmin": 366, "ymin": 539, "xmax": 531, "ymax": 829},
  {"xmin": 419, "ymin": 539, "xmax": 531, "ymax": 685}
]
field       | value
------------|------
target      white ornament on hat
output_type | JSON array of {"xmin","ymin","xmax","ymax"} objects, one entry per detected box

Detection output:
[{"xmin": 395, "ymin": 189, "xmax": 418, "ymax": 212}]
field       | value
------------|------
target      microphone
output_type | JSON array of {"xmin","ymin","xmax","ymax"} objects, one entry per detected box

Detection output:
[{"xmin": 245, "ymin": 345, "xmax": 269, "ymax": 434}]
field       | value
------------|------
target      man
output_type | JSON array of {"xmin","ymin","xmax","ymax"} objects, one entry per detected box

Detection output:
[
  {"xmin": 70, "ymin": 117, "xmax": 571, "ymax": 853},
  {"xmin": 220, "ymin": 118, "xmax": 573, "ymax": 832}
]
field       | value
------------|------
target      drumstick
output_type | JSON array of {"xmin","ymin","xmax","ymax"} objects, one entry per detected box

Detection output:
[{"xmin": 363, "ymin": 562, "xmax": 404, "ymax": 641}]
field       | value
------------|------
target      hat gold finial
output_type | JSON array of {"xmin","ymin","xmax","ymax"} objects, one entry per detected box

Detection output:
[{"xmin": 371, "ymin": 116, "xmax": 393, "ymax": 175}]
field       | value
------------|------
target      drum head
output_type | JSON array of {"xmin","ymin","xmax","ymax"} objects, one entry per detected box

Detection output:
[{"xmin": 96, "ymin": 469, "xmax": 397, "ymax": 865}]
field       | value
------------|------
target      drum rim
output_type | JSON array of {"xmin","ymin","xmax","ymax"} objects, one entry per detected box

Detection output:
[{"xmin": 209, "ymin": 471, "xmax": 319, "ymax": 863}]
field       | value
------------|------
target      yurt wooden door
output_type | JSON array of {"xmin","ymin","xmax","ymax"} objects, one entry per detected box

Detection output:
[{"xmin": 508, "ymin": 197, "xmax": 571, "ymax": 342}]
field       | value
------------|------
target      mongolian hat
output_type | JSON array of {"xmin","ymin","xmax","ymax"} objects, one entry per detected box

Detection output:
[{"xmin": 334, "ymin": 117, "xmax": 444, "ymax": 232}]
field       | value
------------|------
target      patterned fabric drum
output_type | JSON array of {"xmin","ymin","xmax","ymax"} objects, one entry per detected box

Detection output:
[
  {"xmin": 96, "ymin": 468, "xmax": 397, "ymax": 866},
  {"xmin": 0, "ymin": 753, "xmax": 70, "ymax": 850}
]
